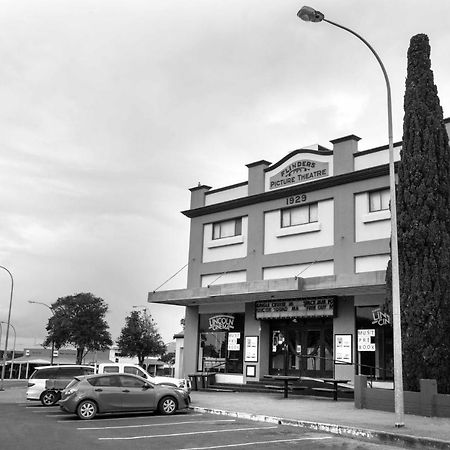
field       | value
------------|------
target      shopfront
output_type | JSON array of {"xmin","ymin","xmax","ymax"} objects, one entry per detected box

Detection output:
[
  {"xmin": 197, "ymin": 313, "xmax": 244, "ymax": 374},
  {"xmin": 256, "ymin": 297, "xmax": 335, "ymax": 378},
  {"xmin": 356, "ymin": 305, "xmax": 393, "ymax": 380}
]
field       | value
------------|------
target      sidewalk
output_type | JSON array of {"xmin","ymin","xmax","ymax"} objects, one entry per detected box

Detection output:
[{"xmin": 190, "ymin": 390, "xmax": 450, "ymax": 449}]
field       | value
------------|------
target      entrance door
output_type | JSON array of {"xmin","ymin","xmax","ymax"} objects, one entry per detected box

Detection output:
[
  {"xmin": 269, "ymin": 319, "xmax": 333, "ymax": 377},
  {"xmin": 301, "ymin": 326, "xmax": 333, "ymax": 377}
]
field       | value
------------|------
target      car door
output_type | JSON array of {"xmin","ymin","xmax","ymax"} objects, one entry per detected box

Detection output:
[
  {"xmin": 118, "ymin": 374, "xmax": 157, "ymax": 411},
  {"xmin": 90, "ymin": 375, "xmax": 123, "ymax": 412}
]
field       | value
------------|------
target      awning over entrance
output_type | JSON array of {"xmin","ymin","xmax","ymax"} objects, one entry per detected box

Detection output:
[{"xmin": 148, "ymin": 271, "xmax": 386, "ymax": 307}]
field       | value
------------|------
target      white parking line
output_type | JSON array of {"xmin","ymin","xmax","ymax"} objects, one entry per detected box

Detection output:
[
  {"xmin": 78, "ymin": 419, "xmax": 236, "ymax": 431},
  {"xmin": 99, "ymin": 426, "xmax": 278, "ymax": 441},
  {"xmin": 181, "ymin": 436, "xmax": 333, "ymax": 450},
  {"xmin": 58, "ymin": 413, "xmax": 203, "ymax": 423}
]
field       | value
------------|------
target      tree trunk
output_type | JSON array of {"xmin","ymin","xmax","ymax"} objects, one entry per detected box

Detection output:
[{"xmin": 76, "ymin": 347, "xmax": 85, "ymax": 365}]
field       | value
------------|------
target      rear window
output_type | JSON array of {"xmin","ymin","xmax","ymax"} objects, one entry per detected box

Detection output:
[
  {"xmin": 58, "ymin": 367, "xmax": 86, "ymax": 378},
  {"xmin": 65, "ymin": 378, "xmax": 80, "ymax": 390},
  {"xmin": 102, "ymin": 366, "xmax": 120, "ymax": 373}
]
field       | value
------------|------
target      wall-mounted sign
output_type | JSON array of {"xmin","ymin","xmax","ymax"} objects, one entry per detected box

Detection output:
[
  {"xmin": 269, "ymin": 159, "xmax": 329, "ymax": 190},
  {"xmin": 335, "ymin": 334, "xmax": 352, "ymax": 364},
  {"xmin": 208, "ymin": 315, "xmax": 235, "ymax": 331},
  {"xmin": 372, "ymin": 308, "xmax": 391, "ymax": 326},
  {"xmin": 255, "ymin": 297, "xmax": 335, "ymax": 320},
  {"xmin": 245, "ymin": 336, "xmax": 259, "ymax": 362},
  {"xmin": 357, "ymin": 329, "xmax": 375, "ymax": 351}
]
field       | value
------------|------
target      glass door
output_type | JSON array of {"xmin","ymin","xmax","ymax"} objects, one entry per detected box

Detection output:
[{"xmin": 269, "ymin": 319, "xmax": 333, "ymax": 377}]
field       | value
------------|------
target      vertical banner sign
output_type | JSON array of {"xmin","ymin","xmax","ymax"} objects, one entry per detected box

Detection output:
[
  {"xmin": 245, "ymin": 336, "xmax": 258, "ymax": 362},
  {"xmin": 335, "ymin": 334, "xmax": 352, "ymax": 363},
  {"xmin": 357, "ymin": 329, "xmax": 375, "ymax": 351}
]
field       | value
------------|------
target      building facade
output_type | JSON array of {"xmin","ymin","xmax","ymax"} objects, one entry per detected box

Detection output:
[{"xmin": 149, "ymin": 119, "xmax": 450, "ymax": 385}]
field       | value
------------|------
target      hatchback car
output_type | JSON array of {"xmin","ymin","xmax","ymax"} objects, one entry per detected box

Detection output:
[
  {"xmin": 27, "ymin": 365, "xmax": 95, "ymax": 406},
  {"xmin": 59, "ymin": 373, "xmax": 190, "ymax": 420}
]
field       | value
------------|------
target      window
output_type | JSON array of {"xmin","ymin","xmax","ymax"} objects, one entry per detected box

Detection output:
[
  {"xmin": 88, "ymin": 375, "xmax": 121, "ymax": 387},
  {"xmin": 119, "ymin": 375, "xmax": 147, "ymax": 388},
  {"xmin": 369, "ymin": 190, "xmax": 390, "ymax": 212},
  {"xmin": 103, "ymin": 366, "xmax": 119, "ymax": 373},
  {"xmin": 198, "ymin": 314, "xmax": 244, "ymax": 374},
  {"xmin": 281, "ymin": 203, "xmax": 318, "ymax": 228},
  {"xmin": 124, "ymin": 366, "xmax": 146, "ymax": 378},
  {"xmin": 212, "ymin": 218, "xmax": 242, "ymax": 240}
]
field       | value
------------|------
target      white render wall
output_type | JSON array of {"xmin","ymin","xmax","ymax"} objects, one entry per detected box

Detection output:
[
  {"xmin": 201, "ymin": 270, "xmax": 247, "ymax": 287},
  {"xmin": 355, "ymin": 254, "xmax": 390, "ymax": 273},
  {"xmin": 202, "ymin": 216, "xmax": 248, "ymax": 263},
  {"xmin": 263, "ymin": 260, "xmax": 334, "ymax": 279},
  {"xmin": 354, "ymin": 192, "xmax": 391, "ymax": 242},
  {"xmin": 264, "ymin": 199, "xmax": 334, "ymax": 254},
  {"xmin": 205, "ymin": 184, "xmax": 248, "ymax": 206},
  {"xmin": 354, "ymin": 146, "xmax": 401, "ymax": 171}
]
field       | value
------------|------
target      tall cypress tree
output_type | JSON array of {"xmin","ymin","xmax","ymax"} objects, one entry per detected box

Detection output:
[{"xmin": 398, "ymin": 34, "xmax": 450, "ymax": 392}]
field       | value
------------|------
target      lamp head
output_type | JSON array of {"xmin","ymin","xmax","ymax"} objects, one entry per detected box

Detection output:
[{"xmin": 297, "ymin": 6, "xmax": 324, "ymax": 22}]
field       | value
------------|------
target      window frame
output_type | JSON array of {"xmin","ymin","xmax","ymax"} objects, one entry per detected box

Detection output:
[
  {"xmin": 369, "ymin": 189, "xmax": 390, "ymax": 213},
  {"xmin": 280, "ymin": 202, "xmax": 318, "ymax": 228},
  {"xmin": 212, "ymin": 217, "xmax": 242, "ymax": 240}
]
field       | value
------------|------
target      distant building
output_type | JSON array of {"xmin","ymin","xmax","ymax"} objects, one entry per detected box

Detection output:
[{"xmin": 151, "ymin": 121, "xmax": 450, "ymax": 386}]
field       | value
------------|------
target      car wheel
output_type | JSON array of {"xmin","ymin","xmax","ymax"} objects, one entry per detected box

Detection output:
[
  {"xmin": 40, "ymin": 390, "xmax": 58, "ymax": 406},
  {"xmin": 158, "ymin": 396, "xmax": 177, "ymax": 415},
  {"xmin": 77, "ymin": 400, "xmax": 97, "ymax": 420}
]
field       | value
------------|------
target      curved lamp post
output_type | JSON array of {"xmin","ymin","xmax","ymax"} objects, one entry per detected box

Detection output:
[
  {"xmin": 297, "ymin": 6, "xmax": 404, "ymax": 427},
  {"xmin": 0, "ymin": 265, "xmax": 14, "ymax": 391},
  {"xmin": 1, "ymin": 322, "xmax": 16, "ymax": 379},
  {"xmin": 28, "ymin": 301, "xmax": 55, "ymax": 366}
]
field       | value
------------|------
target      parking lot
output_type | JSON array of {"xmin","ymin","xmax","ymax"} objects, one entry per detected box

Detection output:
[{"xmin": 0, "ymin": 396, "xmax": 400, "ymax": 449}]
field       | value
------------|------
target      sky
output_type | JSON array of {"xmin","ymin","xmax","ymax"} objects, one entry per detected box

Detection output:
[{"xmin": 1, "ymin": 0, "xmax": 450, "ymax": 351}]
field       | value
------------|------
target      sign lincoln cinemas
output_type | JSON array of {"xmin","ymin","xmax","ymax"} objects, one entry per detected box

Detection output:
[{"xmin": 269, "ymin": 159, "xmax": 329, "ymax": 190}]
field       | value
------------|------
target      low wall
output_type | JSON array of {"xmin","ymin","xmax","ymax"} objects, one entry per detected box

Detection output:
[{"xmin": 355, "ymin": 375, "xmax": 450, "ymax": 418}]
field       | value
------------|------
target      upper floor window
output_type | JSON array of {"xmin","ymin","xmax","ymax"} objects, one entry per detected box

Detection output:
[
  {"xmin": 281, "ymin": 203, "xmax": 318, "ymax": 228},
  {"xmin": 369, "ymin": 189, "xmax": 390, "ymax": 212},
  {"xmin": 212, "ymin": 218, "xmax": 242, "ymax": 240}
]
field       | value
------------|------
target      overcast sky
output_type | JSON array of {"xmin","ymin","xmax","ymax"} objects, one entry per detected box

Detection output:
[{"xmin": 1, "ymin": 0, "xmax": 450, "ymax": 351}]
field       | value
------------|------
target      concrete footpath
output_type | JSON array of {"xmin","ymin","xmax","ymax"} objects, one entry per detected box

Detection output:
[{"xmin": 190, "ymin": 390, "xmax": 450, "ymax": 449}]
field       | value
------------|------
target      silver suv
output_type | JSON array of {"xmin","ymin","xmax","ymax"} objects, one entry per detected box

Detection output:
[{"xmin": 27, "ymin": 365, "xmax": 95, "ymax": 406}]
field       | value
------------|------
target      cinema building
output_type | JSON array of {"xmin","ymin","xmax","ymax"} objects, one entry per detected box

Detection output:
[{"xmin": 148, "ymin": 120, "xmax": 450, "ymax": 386}]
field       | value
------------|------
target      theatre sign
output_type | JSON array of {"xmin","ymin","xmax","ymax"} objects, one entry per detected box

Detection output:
[{"xmin": 255, "ymin": 297, "xmax": 335, "ymax": 319}]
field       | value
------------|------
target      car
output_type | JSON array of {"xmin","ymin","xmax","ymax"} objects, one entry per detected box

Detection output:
[
  {"xmin": 27, "ymin": 365, "xmax": 95, "ymax": 406},
  {"xmin": 96, "ymin": 363, "xmax": 191, "ymax": 393},
  {"xmin": 59, "ymin": 373, "xmax": 190, "ymax": 420}
]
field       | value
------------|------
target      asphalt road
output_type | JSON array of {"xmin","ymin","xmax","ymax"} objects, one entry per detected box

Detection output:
[{"xmin": 0, "ymin": 399, "xmax": 403, "ymax": 449}]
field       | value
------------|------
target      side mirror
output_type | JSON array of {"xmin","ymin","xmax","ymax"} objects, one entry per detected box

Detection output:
[{"xmin": 143, "ymin": 383, "xmax": 152, "ymax": 390}]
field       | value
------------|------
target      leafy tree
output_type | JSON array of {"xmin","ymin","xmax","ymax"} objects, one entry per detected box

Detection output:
[
  {"xmin": 160, "ymin": 352, "xmax": 175, "ymax": 365},
  {"xmin": 396, "ymin": 33, "xmax": 450, "ymax": 392},
  {"xmin": 117, "ymin": 310, "xmax": 166, "ymax": 366},
  {"xmin": 43, "ymin": 293, "xmax": 113, "ymax": 364}
]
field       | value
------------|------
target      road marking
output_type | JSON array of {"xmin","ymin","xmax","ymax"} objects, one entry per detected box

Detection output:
[
  {"xmin": 99, "ymin": 426, "xmax": 279, "ymax": 441},
  {"xmin": 180, "ymin": 436, "xmax": 333, "ymax": 449},
  {"xmin": 58, "ymin": 413, "xmax": 203, "ymax": 423},
  {"xmin": 78, "ymin": 419, "xmax": 236, "ymax": 430}
]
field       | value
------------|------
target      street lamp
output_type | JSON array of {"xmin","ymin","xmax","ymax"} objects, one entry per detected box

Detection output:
[
  {"xmin": 28, "ymin": 301, "xmax": 55, "ymax": 366},
  {"xmin": 1, "ymin": 322, "xmax": 16, "ymax": 379},
  {"xmin": 297, "ymin": 6, "xmax": 404, "ymax": 427},
  {"xmin": 0, "ymin": 265, "xmax": 14, "ymax": 391}
]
